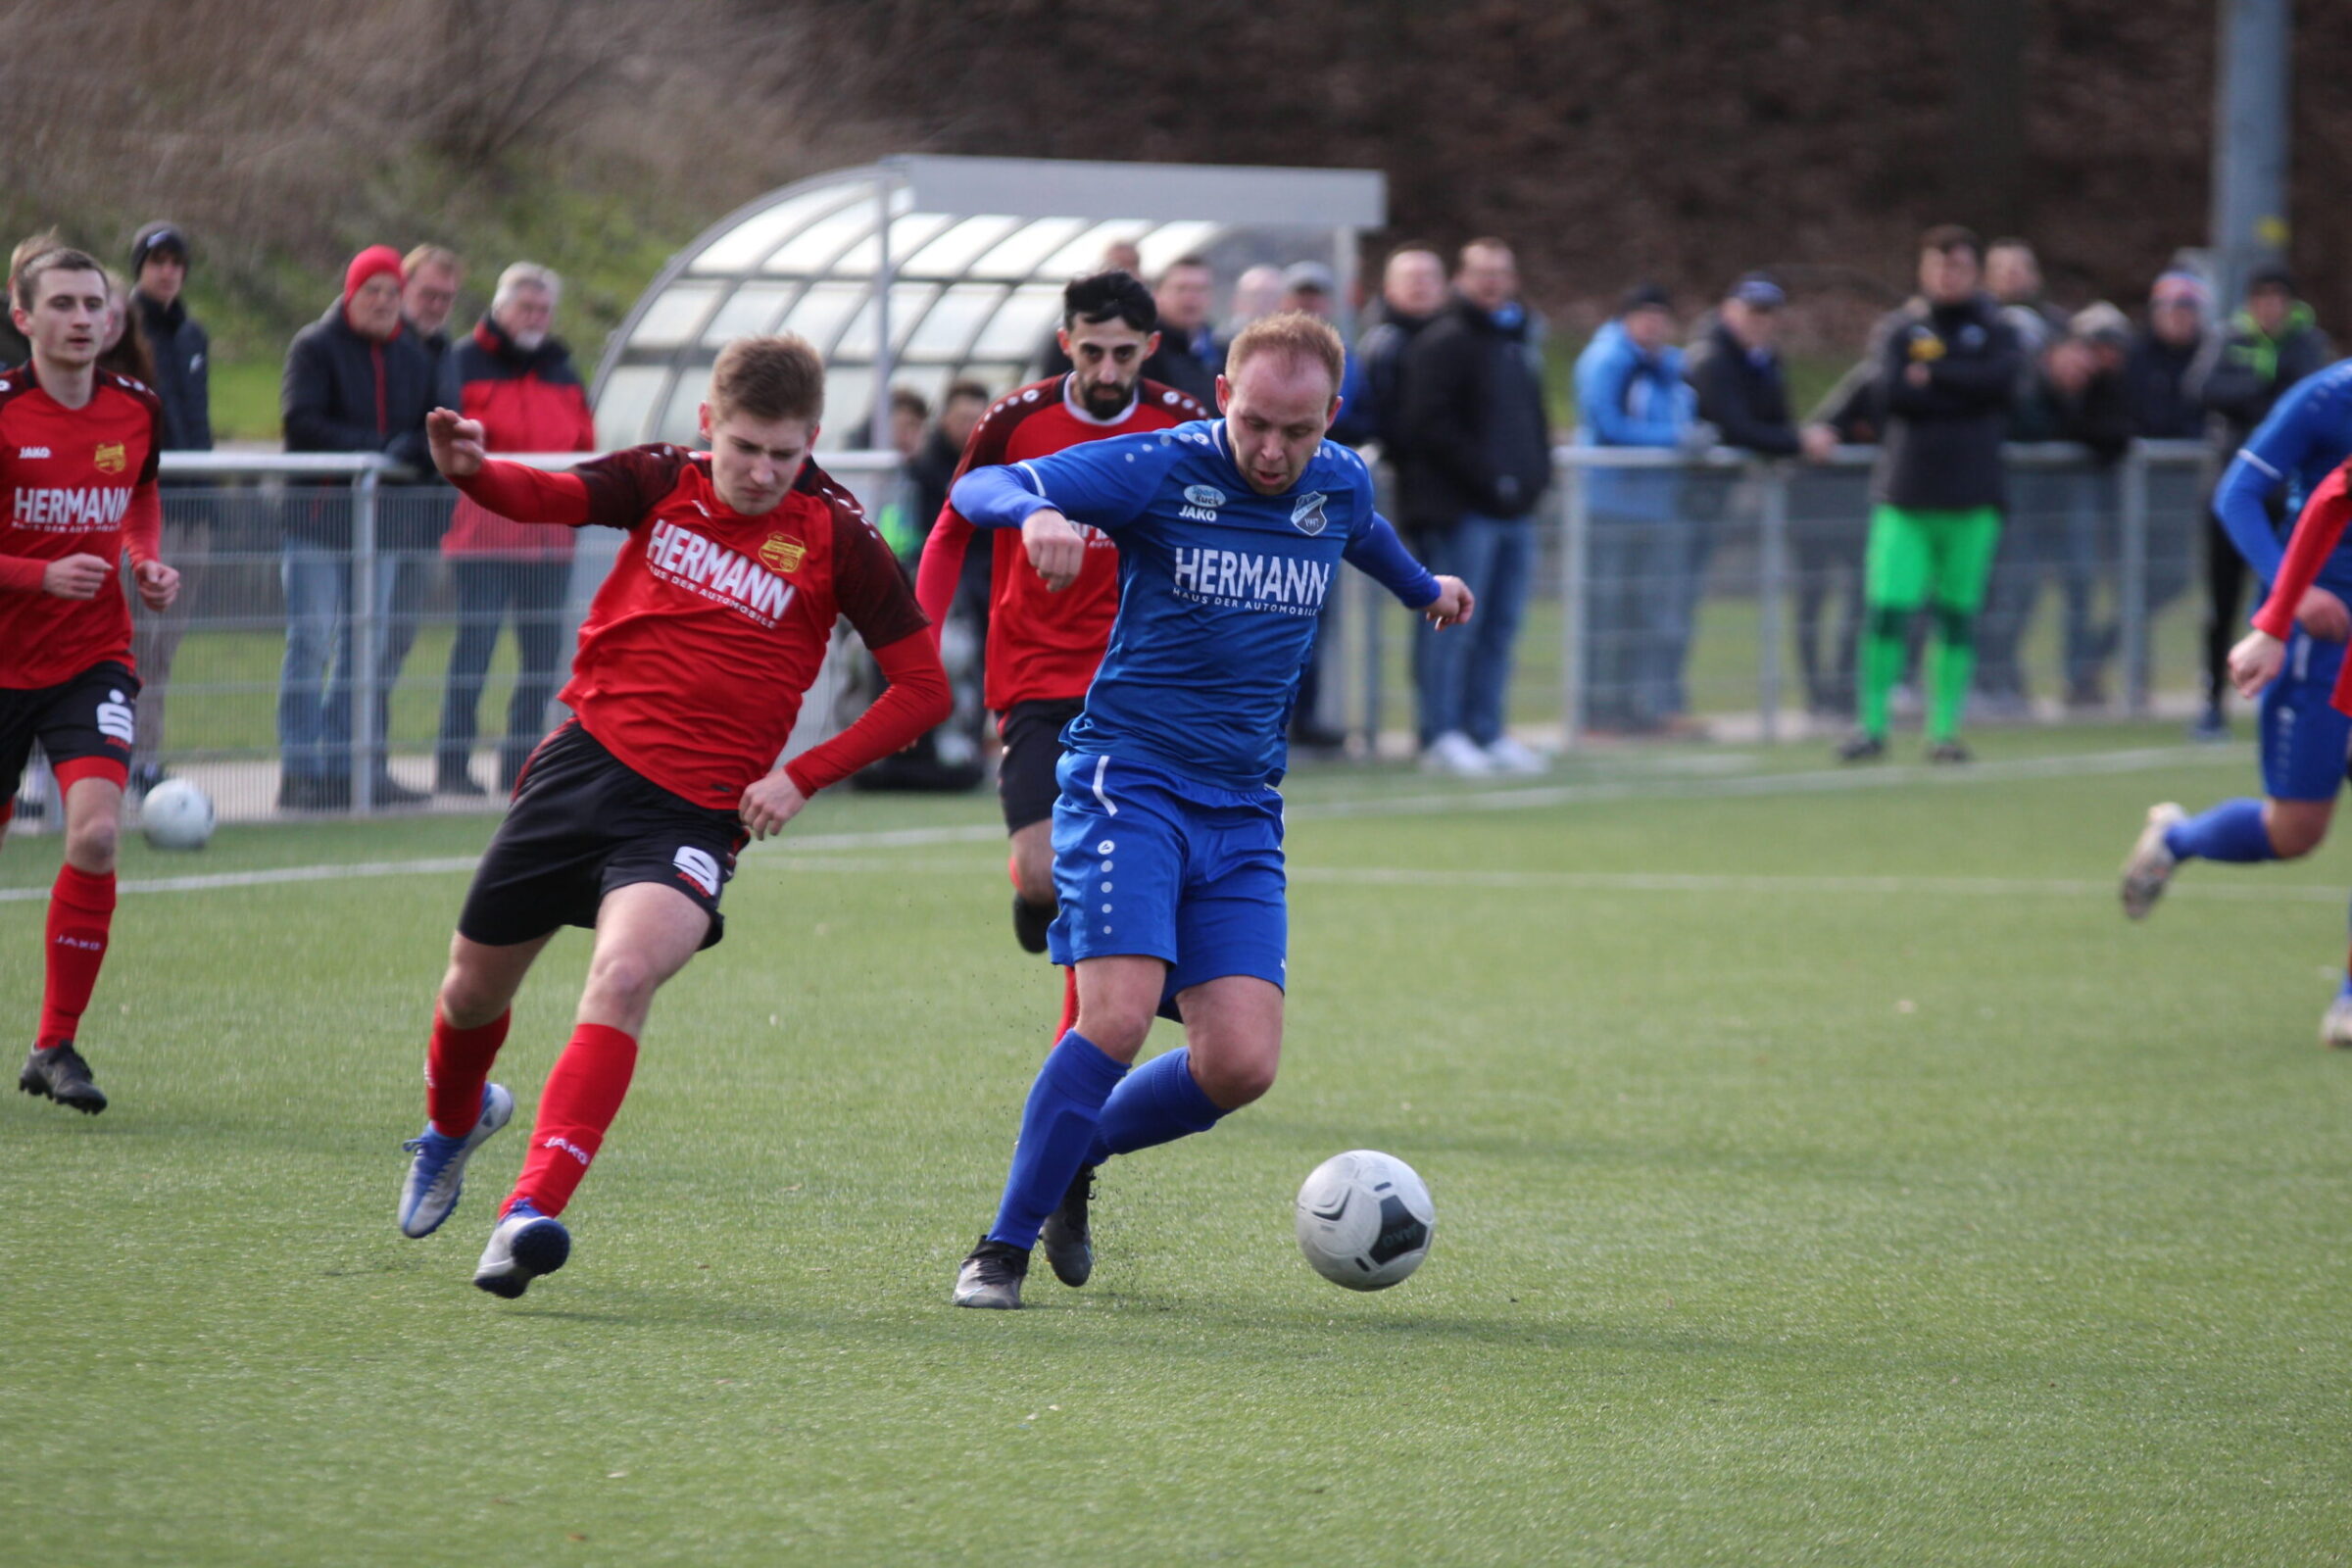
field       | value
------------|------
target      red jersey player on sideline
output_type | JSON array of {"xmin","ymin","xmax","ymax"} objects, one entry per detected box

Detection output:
[
  {"xmin": 2, "ymin": 247, "xmax": 180, "ymax": 1116},
  {"xmin": 915, "ymin": 270, "xmax": 1206, "ymax": 1031},
  {"xmin": 395, "ymin": 334, "xmax": 949, "ymax": 1298}
]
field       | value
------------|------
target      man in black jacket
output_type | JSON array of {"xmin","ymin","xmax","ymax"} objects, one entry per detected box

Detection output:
[
  {"xmin": 123, "ymin": 222, "xmax": 214, "ymax": 794},
  {"xmin": 1841, "ymin": 225, "xmax": 2021, "ymax": 764},
  {"xmin": 1689, "ymin": 272, "xmax": 1800, "ymax": 457},
  {"xmin": 1357, "ymin": 245, "xmax": 1448, "ymax": 461},
  {"xmin": 2195, "ymin": 265, "xmax": 2335, "ymax": 735},
  {"xmin": 276, "ymin": 245, "xmax": 439, "ymax": 809},
  {"xmin": 1397, "ymin": 238, "xmax": 1553, "ymax": 775}
]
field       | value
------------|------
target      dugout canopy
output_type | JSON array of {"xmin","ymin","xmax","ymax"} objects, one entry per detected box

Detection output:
[{"xmin": 594, "ymin": 155, "xmax": 1389, "ymax": 452}]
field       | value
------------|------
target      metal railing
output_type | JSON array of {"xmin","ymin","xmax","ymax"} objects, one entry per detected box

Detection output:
[{"xmin": 15, "ymin": 439, "xmax": 2222, "ymax": 827}]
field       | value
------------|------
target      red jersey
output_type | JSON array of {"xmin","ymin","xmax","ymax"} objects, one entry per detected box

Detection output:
[
  {"xmin": 915, "ymin": 376, "xmax": 1207, "ymax": 710},
  {"xmin": 547, "ymin": 446, "xmax": 928, "ymax": 808},
  {"xmin": 0, "ymin": 367, "xmax": 165, "ymax": 689}
]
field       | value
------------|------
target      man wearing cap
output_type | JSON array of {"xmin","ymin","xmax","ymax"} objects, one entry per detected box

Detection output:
[
  {"xmin": 2198, "ymin": 266, "xmax": 2334, "ymax": 736},
  {"xmin": 1574, "ymin": 282, "xmax": 1709, "ymax": 740},
  {"xmin": 1689, "ymin": 273, "xmax": 1798, "ymax": 456},
  {"xmin": 277, "ymin": 244, "xmax": 438, "ymax": 809},
  {"xmin": 123, "ymin": 222, "xmax": 214, "ymax": 796}
]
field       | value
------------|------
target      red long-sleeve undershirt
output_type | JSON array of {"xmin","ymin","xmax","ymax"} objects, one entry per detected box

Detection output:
[
  {"xmin": 2250, "ymin": 463, "xmax": 2352, "ymax": 642},
  {"xmin": 913, "ymin": 500, "xmax": 975, "ymax": 644},
  {"xmin": 448, "ymin": 459, "xmax": 593, "ymax": 526}
]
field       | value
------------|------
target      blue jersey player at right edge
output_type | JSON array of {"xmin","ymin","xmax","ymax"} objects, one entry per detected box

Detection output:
[
  {"xmin": 2118, "ymin": 358, "xmax": 2352, "ymax": 1043},
  {"xmin": 945, "ymin": 314, "xmax": 1475, "ymax": 1308}
]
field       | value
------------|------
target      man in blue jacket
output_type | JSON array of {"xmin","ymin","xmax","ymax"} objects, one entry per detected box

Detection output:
[{"xmin": 1575, "ymin": 284, "xmax": 1709, "ymax": 735}]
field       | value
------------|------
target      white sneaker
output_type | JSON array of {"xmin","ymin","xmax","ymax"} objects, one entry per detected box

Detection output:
[
  {"xmin": 473, "ymin": 1203, "xmax": 570, "ymax": 1298},
  {"xmin": 2321, "ymin": 997, "xmax": 2352, "ymax": 1051},
  {"xmin": 1420, "ymin": 731, "xmax": 1493, "ymax": 777},
  {"xmin": 2118, "ymin": 803, "xmax": 2186, "ymax": 921},
  {"xmin": 1483, "ymin": 735, "xmax": 1550, "ymax": 776}
]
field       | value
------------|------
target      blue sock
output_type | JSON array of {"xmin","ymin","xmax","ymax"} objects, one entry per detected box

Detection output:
[
  {"xmin": 2163, "ymin": 798, "xmax": 2276, "ymax": 863},
  {"xmin": 1084, "ymin": 1047, "xmax": 1225, "ymax": 1167},
  {"xmin": 986, "ymin": 1031, "xmax": 1128, "ymax": 1250}
]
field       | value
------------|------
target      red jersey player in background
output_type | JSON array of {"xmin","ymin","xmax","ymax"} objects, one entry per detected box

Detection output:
[
  {"xmin": 396, "ymin": 335, "xmax": 949, "ymax": 1298},
  {"xmin": 915, "ymin": 270, "xmax": 1207, "ymax": 1033},
  {"xmin": 1, "ymin": 247, "xmax": 180, "ymax": 1115}
]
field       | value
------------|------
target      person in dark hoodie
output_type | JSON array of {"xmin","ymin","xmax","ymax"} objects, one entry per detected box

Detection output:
[
  {"xmin": 1398, "ymin": 237, "xmax": 1552, "ymax": 776},
  {"xmin": 434, "ymin": 263, "xmax": 597, "ymax": 797},
  {"xmin": 123, "ymin": 222, "xmax": 212, "ymax": 795},
  {"xmin": 277, "ymin": 244, "xmax": 438, "ymax": 809},
  {"xmin": 1840, "ymin": 225, "xmax": 2020, "ymax": 764},
  {"xmin": 2196, "ymin": 265, "xmax": 2335, "ymax": 736}
]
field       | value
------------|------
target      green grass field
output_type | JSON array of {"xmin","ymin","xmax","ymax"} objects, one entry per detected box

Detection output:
[{"xmin": 4, "ymin": 727, "xmax": 2350, "ymax": 1565}]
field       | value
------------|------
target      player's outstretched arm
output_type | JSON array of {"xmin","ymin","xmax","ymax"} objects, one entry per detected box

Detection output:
[{"xmin": 431, "ymin": 407, "xmax": 596, "ymax": 526}]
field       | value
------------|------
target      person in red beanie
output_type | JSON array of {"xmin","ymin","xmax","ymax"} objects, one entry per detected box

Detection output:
[
  {"xmin": 276, "ymin": 244, "xmax": 439, "ymax": 809},
  {"xmin": 2, "ymin": 247, "xmax": 180, "ymax": 1114}
]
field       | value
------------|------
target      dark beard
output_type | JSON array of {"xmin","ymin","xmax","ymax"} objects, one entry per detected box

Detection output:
[{"xmin": 1078, "ymin": 382, "xmax": 1134, "ymax": 420}]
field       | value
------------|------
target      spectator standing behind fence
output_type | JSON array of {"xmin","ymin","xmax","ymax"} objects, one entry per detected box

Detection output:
[
  {"xmin": 1216, "ymin": 265, "xmax": 1285, "ymax": 368},
  {"xmin": 1839, "ymin": 225, "xmax": 2020, "ymax": 765},
  {"xmin": 1574, "ymin": 284, "xmax": 1708, "ymax": 739},
  {"xmin": 1142, "ymin": 256, "xmax": 1221, "ymax": 406},
  {"xmin": 434, "ymin": 263, "xmax": 596, "ymax": 798},
  {"xmin": 2197, "ymin": 265, "xmax": 2334, "ymax": 737},
  {"xmin": 1987, "ymin": 239, "xmax": 2068, "ymax": 364},
  {"xmin": 1400, "ymin": 238, "xmax": 1550, "ymax": 775},
  {"xmin": 1358, "ymin": 245, "xmax": 1447, "ymax": 460},
  {"xmin": 277, "ymin": 245, "xmax": 438, "ymax": 810},
  {"xmin": 123, "ymin": 223, "xmax": 211, "ymax": 797}
]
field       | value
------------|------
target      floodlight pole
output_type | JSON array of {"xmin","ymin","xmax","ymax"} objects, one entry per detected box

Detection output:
[{"xmin": 2210, "ymin": 0, "xmax": 2290, "ymax": 312}]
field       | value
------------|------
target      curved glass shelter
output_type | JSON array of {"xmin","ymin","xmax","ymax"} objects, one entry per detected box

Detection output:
[{"xmin": 594, "ymin": 155, "xmax": 1388, "ymax": 452}]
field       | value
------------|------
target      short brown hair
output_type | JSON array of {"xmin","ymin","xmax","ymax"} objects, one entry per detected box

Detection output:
[
  {"xmin": 709, "ymin": 334, "xmax": 825, "ymax": 424},
  {"xmin": 14, "ymin": 247, "xmax": 104, "ymax": 313},
  {"xmin": 9, "ymin": 229, "xmax": 67, "ymax": 291},
  {"xmin": 944, "ymin": 378, "xmax": 992, "ymax": 407},
  {"xmin": 404, "ymin": 244, "xmax": 461, "ymax": 280},
  {"xmin": 1224, "ymin": 311, "xmax": 1345, "ymax": 394},
  {"xmin": 1920, "ymin": 224, "xmax": 1984, "ymax": 262},
  {"xmin": 888, "ymin": 385, "xmax": 930, "ymax": 421}
]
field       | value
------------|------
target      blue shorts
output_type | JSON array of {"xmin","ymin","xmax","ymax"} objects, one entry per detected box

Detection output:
[
  {"xmin": 1046, "ymin": 751, "xmax": 1288, "ymax": 1001},
  {"xmin": 2258, "ymin": 630, "xmax": 2352, "ymax": 803}
]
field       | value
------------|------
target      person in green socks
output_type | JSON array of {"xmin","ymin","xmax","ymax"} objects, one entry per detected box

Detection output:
[{"xmin": 1839, "ymin": 225, "xmax": 2023, "ymax": 764}]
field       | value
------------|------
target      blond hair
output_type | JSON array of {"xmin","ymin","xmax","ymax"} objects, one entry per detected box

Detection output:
[{"xmin": 1223, "ymin": 311, "xmax": 1346, "ymax": 393}]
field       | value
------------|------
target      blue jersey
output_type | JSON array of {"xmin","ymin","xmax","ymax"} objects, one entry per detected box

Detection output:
[
  {"xmin": 2216, "ymin": 359, "xmax": 2352, "ymax": 594},
  {"xmin": 952, "ymin": 418, "xmax": 1440, "ymax": 788}
]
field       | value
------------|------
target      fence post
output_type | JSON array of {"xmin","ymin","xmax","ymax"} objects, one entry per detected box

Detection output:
[
  {"xmin": 2119, "ymin": 443, "xmax": 2150, "ymax": 715},
  {"xmin": 1756, "ymin": 462, "xmax": 1788, "ymax": 744},
  {"xmin": 351, "ymin": 466, "xmax": 381, "ymax": 814},
  {"xmin": 1355, "ymin": 550, "xmax": 1384, "ymax": 756},
  {"xmin": 1559, "ymin": 453, "xmax": 1588, "ymax": 750}
]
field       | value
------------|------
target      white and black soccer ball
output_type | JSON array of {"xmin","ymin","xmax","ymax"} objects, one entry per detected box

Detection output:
[
  {"xmin": 140, "ymin": 778, "xmax": 216, "ymax": 851},
  {"xmin": 1294, "ymin": 1150, "xmax": 1435, "ymax": 1291}
]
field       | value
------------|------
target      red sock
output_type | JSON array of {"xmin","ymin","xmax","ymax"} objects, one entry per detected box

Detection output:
[
  {"xmin": 425, "ymin": 1009, "xmax": 510, "ymax": 1136},
  {"xmin": 505, "ymin": 1023, "xmax": 638, "ymax": 1218},
  {"xmin": 38, "ymin": 863, "xmax": 116, "ymax": 1050},
  {"xmin": 1054, "ymin": 965, "xmax": 1079, "ymax": 1045}
]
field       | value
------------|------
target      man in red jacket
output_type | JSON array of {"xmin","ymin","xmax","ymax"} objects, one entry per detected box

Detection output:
[
  {"xmin": 393, "ymin": 334, "xmax": 950, "ymax": 1298},
  {"xmin": 435, "ymin": 263, "xmax": 599, "ymax": 795}
]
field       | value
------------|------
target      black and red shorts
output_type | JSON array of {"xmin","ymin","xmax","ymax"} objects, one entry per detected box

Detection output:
[
  {"xmin": 1, "ymin": 660, "xmax": 139, "ymax": 801},
  {"xmin": 996, "ymin": 697, "xmax": 1086, "ymax": 834},
  {"xmin": 458, "ymin": 721, "xmax": 746, "ymax": 951}
]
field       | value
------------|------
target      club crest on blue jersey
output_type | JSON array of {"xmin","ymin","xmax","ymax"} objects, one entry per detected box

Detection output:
[{"xmin": 1290, "ymin": 491, "xmax": 1329, "ymax": 536}]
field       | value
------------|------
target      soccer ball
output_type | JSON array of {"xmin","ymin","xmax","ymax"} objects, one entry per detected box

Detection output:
[
  {"xmin": 140, "ymin": 778, "xmax": 216, "ymax": 851},
  {"xmin": 1294, "ymin": 1150, "xmax": 1435, "ymax": 1291}
]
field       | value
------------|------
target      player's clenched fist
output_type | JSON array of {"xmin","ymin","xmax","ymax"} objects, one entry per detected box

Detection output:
[
  {"xmin": 426, "ymin": 408, "xmax": 488, "ymax": 479},
  {"xmin": 738, "ymin": 768, "xmax": 808, "ymax": 841},
  {"xmin": 2229, "ymin": 628, "xmax": 2284, "ymax": 700},
  {"xmin": 132, "ymin": 559, "xmax": 180, "ymax": 612},
  {"xmin": 40, "ymin": 553, "xmax": 112, "ymax": 600},
  {"xmin": 1421, "ymin": 574, "xmax": 1475, "ymax": 630},
  {"xmin": 1021, "ymin": 509, "xmax": 1086, "ymax": 592}
]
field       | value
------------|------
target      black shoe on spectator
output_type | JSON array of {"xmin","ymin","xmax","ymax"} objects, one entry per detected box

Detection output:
[
  {"xmin": 126, "ymin": 761, "xmax": 168, "ymax": 799},
  {"xmin": 436, "ymin": 768, "xmax": 488, "ymax": 798},
  {"xmin": 276, "ymin": 774, "xmax": 335, "ymax": 812},
  {"xmin": 1836, "ymin": 732, "xmax": 1886, "ymax": 764},
  {"xmin": 1925, "ymin": 740, "xmax": 1973, "ymax": 765},
  {"xmin": 369, "ymin": 774, "xmax": 430, "ymax": 809},
  {"xmin": 2191, "ymin": 706, "xmax": 2230, "ymax": 743}
]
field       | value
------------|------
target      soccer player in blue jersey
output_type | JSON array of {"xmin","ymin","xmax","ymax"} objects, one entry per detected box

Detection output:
[
  {"xmin": 943, "ymin": 313, "xmax": 1474, "ymax": 1308},
  {"xmin": 2119, "ymin": 358, "xmax": 2352, "ymax": 1039}
]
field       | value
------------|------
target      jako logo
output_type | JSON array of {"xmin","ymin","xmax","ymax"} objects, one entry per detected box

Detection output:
[
  {"xmin": 673, "ymin": 845, "xmax": 720, "ymax": 896},
  {"xmin": 17, "ymin": 446, "xmax": 49, "ymax": 459},
  {"xmin": 542, "ymin": 1135, "xmax": 593, "ymax": 1166}
]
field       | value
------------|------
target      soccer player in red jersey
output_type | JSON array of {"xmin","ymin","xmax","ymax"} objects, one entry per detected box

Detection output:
[
  {"xmin": 1, "ymin": 248, "xmax": 180, "ymax": 1115},
  {"xmin": 915, "ymin": 270, "xmax": 1207, "ymax": 1028},
  {"xmin": 395, "ymin": 335, "xmax": 950, "ymax": 1297}
]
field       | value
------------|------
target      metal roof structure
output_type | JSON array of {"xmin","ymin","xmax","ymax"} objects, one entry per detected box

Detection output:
[{"xmin": 593, "ymin": 155, "xmax": 1388, "ymax": 452}]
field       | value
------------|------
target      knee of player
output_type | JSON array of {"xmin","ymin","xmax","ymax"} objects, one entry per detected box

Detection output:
[
  {"xmin": 2266, "ymin": 807, "xmax": 2329, "ymax": 859},
  {"xmin": 1192, "ymin": 1047, "xmax": 1279, "ymax": 1111},
  {"xmin": 63, "ymin": 814, "xmax": 119, "ymax": 872},
  {"xmin": 584, "ymin": 949, "xmax": 663, "ymax": 1009},
  {"xmin": 437, "ymin": 968, "xmax": 505, "ymax": 1028}
]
